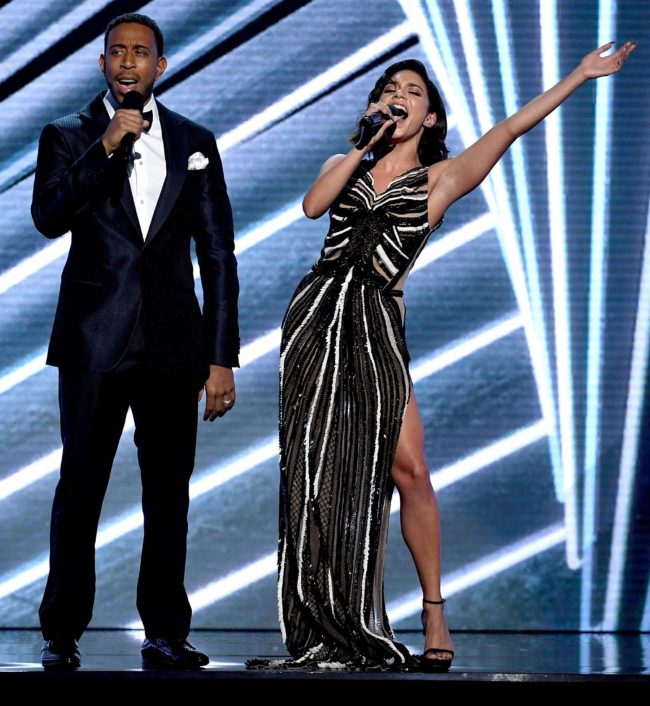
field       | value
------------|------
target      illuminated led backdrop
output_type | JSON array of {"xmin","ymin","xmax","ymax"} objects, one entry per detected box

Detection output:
[{"xmin": 1, "ymin": 0, "xmax": 648, "ymax": 654}]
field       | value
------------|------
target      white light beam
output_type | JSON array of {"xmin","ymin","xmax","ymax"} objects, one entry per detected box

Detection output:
[
  {"xmin": 603, "ymin": 189, "xmax": 650, "ymax": 629},
  {"xmin": 581, "ymin": 0, "xmax": 617, "ymax": 631}
]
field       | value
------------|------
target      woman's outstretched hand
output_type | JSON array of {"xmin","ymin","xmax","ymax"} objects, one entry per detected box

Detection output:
[{"xmin": 580, "ymin": 40, "xmax": 636, "ymax": 79}]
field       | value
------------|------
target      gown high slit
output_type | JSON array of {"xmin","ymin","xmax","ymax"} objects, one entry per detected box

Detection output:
[{"xmin": 249, "ymin": 162, "xmax": 442, "ymax": 671}]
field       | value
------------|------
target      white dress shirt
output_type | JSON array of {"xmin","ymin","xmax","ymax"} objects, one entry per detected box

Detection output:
[{"xmin": 103, "ymin": 91, "xmax": 166, "ymax": 239}]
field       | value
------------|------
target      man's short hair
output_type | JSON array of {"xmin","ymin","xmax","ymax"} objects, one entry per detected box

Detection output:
[{"xmin": 104, "ymin": 13, "xmax": 164, "ymax": 56}]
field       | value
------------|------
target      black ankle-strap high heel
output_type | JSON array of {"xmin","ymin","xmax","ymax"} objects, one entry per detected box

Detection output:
[{"xmin": 420, "ymin": 598, "xmax": 454, "ymax": 673}]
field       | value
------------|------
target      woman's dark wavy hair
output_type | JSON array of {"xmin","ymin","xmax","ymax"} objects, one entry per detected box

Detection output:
[{"xmin": 349, "ymin": 59, "xmax": 449, "ymax": 165}]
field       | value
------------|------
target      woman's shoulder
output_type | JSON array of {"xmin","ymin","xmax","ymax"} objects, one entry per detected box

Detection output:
[
  {"xmin": 427, "ymin": 157, "xmax": 454, "ymax": 190},
  {"xmin": 318, "ymin": 153, "xmax": 347, "ymax": 176},
  {"xmin": 427, "ymin": 157, "xmax": 454, "ymax": 176},
  {"xmin": 318, "ymin": 154, "xmax": 373, "ymax": 178}
]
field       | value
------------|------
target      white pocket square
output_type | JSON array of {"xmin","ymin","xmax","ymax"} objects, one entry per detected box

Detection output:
[{"xmin": 188, "ymin": 152, "xmax": 209, "ymax": 170}]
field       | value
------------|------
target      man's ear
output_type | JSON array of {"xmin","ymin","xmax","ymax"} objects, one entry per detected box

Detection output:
[
  {"xmin": 155, "ymin": 56, "xmax": 168, "ymax": 81},
  {"xmin": 99, "ymin": 54, "xmax": 106, "ymax": 74}
]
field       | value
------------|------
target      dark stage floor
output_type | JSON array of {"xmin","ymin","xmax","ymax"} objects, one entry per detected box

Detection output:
[{"xmin": 1, "ymin": 629, "xmax": 649, "ymax": 695}]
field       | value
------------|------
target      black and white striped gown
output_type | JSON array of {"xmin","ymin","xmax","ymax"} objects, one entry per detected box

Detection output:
[{"xmin": 266, "ymin": 162, "xmax": 441, "ymax": 671}]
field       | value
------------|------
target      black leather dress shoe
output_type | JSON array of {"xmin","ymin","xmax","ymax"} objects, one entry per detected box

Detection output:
[
  {"xmin": 41, "ymin": 639, "xmax": 81, "ymax": 670},
  {"xmin": 141, "ymin": 637, "xmax": 209, "ymax": 669}
]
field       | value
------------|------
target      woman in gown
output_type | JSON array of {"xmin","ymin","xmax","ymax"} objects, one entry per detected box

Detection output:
[{"xmin": 249, "ymin": 41, "xmax": 635, "ymax": 672}]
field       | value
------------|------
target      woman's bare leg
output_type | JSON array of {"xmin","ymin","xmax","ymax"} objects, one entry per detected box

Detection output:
[{"xmin": 391, "ymin": 385, "xmax": 453, "ymax": 660}]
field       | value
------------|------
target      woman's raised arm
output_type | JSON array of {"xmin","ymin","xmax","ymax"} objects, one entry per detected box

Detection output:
[{"xmin": 428, "ymin": 41, "xmax": 636, "ymax": 221}]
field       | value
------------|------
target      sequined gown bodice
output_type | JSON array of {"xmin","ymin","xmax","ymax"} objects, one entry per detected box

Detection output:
[
  {"xmin": 254, "ymin": 162, "xmax": 441, "ymax": 671},
  {"xmin": 315, "ymin": 162, "xmax": 437, "ymax": 302}
]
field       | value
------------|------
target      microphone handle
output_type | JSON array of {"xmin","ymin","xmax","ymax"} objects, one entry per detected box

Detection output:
[
  {"xmin": 115, "ymin": 132, "xmax": 136, "ymax": 162},
  {"xmin": 115, "ymin": 92, "xmax": 144, "ymax": 162},
  {"xmin": 356, "ymin": 107, "xmax": 401, "ymax": 150}
]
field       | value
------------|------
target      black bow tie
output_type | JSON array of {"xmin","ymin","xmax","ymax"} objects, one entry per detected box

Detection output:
[{"xmin": 142, "ymin": 110, "xmax": 153, "ymax": 133}]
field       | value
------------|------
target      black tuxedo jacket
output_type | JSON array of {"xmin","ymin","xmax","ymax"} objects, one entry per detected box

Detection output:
[{"xmin": 31, "ymin": 93, "xmax": 239, "ymax": 382}]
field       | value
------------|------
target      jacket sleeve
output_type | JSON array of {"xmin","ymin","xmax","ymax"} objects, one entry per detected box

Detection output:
[
  {"xmin": 193, "ymin": 136, "xmax": 240, "ymax": 368},
  {"xmin": 31, "ymin": 123, "xmax": 112, "ymax": 238}
]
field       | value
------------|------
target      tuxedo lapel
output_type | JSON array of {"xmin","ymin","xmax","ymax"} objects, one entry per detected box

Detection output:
[
  {"xmin": 85, "ymin": 93, "xmax": 142, "ymax": 242},
  {"xmin": 144, "ymin": 102, "xmax": 188, "ymax": 246}
]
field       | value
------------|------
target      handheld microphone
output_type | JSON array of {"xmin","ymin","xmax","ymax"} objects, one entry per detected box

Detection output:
[
  {"xmin": 355, "ymin": 105, "xmax": 408, "ymax": 149},
  {"xmin": 360, "ymin": 104, "xmax": 407, "ymax": 128},
  {"xmin": 115, "ymin": 91, "xmax": 144, "ymax": 161}
]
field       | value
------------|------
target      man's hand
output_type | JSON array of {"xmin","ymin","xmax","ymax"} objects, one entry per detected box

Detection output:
[
  {"xmin": 101, "ymin": 109, "xmax": 150, "ymax": 156},
  {"xmin": 198, "ymin": 365, "xmax": 235, "ymax": 422}
]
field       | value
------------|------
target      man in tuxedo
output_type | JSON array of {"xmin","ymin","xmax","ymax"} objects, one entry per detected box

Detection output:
[{"xmin": 31, "ymin": 13, "xmax": 239, "ymax": 670}]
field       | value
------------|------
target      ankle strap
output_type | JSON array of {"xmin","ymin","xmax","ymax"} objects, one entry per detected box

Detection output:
[{"xmin": 423, "ymin": 598, "xmax": 446, "ymax": 605}]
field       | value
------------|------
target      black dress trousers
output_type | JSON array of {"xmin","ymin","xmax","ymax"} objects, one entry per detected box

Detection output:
[{"xmin": 39, "ymin": 321, "xmax": 202, "ymax": 640}]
